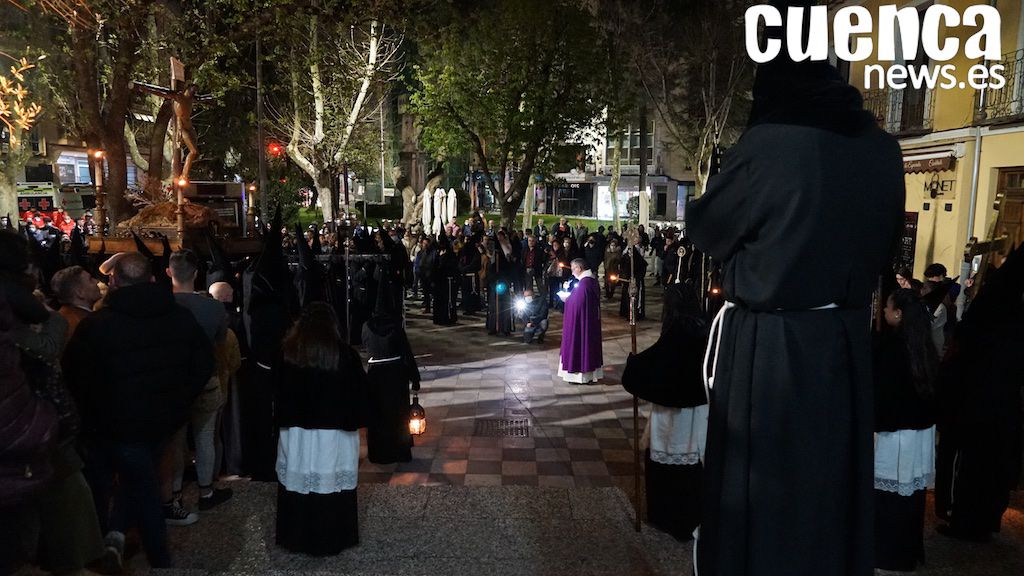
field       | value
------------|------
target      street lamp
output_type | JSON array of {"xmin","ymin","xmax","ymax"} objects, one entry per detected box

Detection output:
[{"xmin": 89, "ymin": 149, "xmax": 107, "ymax": 237}]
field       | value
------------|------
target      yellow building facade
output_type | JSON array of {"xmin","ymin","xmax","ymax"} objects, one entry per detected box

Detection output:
[{"xmin": 835, "ymin": 0, "xmax": 1024, "ymax": 280}]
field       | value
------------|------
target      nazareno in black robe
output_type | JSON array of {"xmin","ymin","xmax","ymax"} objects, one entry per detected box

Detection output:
[
  {"xmin": 934, "ymin": 242, "xmax": 1024, "ymax": 540},
  {"xmin": 687, "ymin": 53, "xmax": 905, "ymax": 575},
  {"xmin": 275, "ymin": 346, "xmax": 369, "ymax": 555},
  {"xmin": 362, "ymin": 309, "xmax": 421, "ymax": 464},
  {"xmin": 622, "ymin": 306, "xmax": 709, "ymax": 541},
  {"xmin": 431, "ymin": 237, "xmax": 459, "ymax": 326}
]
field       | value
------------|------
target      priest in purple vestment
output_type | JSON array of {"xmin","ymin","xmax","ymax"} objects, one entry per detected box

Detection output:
[{"xmin": 558, "ymin": 258, "xmax": 603, "ymax": 384}]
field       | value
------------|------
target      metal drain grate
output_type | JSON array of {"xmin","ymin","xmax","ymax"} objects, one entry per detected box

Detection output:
[{"xmin": 474, "ymin": 418, "xmax": 531, "ymax": 437}]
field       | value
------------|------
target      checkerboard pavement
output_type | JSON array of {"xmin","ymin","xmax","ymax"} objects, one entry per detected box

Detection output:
[{"xmin": 354, "ymin": 277, "xmax": 665, "ymax": 498}]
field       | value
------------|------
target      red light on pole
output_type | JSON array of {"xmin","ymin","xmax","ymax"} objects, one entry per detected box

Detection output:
[{"xmin": 267, "ymin": 142, "xmax": 283, "ymax": 158}]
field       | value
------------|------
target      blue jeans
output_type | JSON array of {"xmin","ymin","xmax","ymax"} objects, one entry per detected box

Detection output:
[{"xmin": 85, "ymin": 438, "xmax": 171, "ymax": 568}]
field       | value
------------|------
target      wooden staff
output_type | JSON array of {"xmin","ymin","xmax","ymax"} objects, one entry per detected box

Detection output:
[{"xmin": 625, "ymin": 228, "xmax": 641, "ymax": 533}]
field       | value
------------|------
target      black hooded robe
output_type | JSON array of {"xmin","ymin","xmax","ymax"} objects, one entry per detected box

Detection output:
[
  {"xmin": 934, "ymin": 243, "xmax": 1024, "ymax": 540},
  {"xmin": 458, "ymin": 242, "xmax": 482, "ymax": 314},
  {"xmin": 362, "ymin": 313, "xmax": 421, "ymax": 464},
  {"xmin": 431, "ymin": 238, "xmax": 459, "ymax": 326},
  {"xmin": 688, "ymin": 62, "xmax": 905, "ymax": 576}
]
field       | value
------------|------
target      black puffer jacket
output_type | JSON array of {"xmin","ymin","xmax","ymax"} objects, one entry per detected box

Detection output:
[{"xmin": 63, "ymin": 282, "xmax": 214, "ymax": 442}]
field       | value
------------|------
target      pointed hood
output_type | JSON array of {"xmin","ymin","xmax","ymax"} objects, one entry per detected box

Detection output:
[
  {"xmin": 310, "ymin": 229, "xmax": 323, "ymax": 256},
  {"xmin": 69, "ymin": 226, "xmax": 87, "ymax": 267},
  {"xmin": 131, "ymin": 230, "xmax": 155, "ymax": 259},
  {"xmin": 293, "ymin": 223, "xmax": 325, "ymax": 306},
  {"xmin": 205, "ymin": 228, "xmax": 233, "ymax": 286}
]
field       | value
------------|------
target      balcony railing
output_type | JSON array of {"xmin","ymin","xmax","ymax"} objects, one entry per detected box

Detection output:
[
  {"xmin": 862, "ymin": 87, "xmax": 935, "ymax": 135},
  {"xmin": 976, "ymin": 49, "xmax": 1024, "ymax": 124}
]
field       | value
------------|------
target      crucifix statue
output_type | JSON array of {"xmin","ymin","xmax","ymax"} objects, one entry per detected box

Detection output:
[{"xmin": 129, "ymin": 57, "xmax": 213, "ymax": 184}]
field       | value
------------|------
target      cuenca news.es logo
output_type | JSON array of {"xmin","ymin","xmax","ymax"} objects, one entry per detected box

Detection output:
[{"xmin": 745, "ymin": 4, "xmax": 1004, "ymax": 91}]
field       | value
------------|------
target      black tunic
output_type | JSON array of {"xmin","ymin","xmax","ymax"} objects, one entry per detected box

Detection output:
[
  {"xmin": 362, "ymin": 316, "xmax": 422, "ymax": 464},
  {"xmin": 431, "ymin": 250, "xmax": 459, "ymax": 326},
  {"xmin": 688, "ymin": 122, "xmax": 904, "ymax": 576},
  {"xmin": 458, "ymin": 245, "xmax": 482, "ymax": 314}
]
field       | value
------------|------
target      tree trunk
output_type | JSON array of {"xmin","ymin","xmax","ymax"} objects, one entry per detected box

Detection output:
[
  {"xmin": 314, "ymin": 171, "xmax": 334, "ymax": 223},
  {"xmin": 145, "ymin": 99, "xmax": 175, "ymax": 198},
  {"xmin": 609, "ymin": 130, "xmax": 622, "ymax": 231},
  {"xmin": 500, "ymin": 197, "xmax": 519, "ymax": 231},
  {"xmin": 102, "ymin": 129, "xmax": 130, "ymax": 223},
  {"xmin": 0, "ymin": 130, "xmax": 30, "ymax": 218}
]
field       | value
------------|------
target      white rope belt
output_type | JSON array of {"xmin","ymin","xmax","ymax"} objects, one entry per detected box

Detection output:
[{"xmin": 701, "ymin": 301, "xmax": 838, "ymax": 401}]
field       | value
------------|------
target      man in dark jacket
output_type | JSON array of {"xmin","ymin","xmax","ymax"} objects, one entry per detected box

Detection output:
[
  {"xmin": 521, "ymin": 234, "xmax": 547, "ymax": 293},
  {"xmin": 63, "ymin": 252, "xmax": 214, "ymax": 569},
  {"xmin": 517, "ymin": 288, "xmax": 549, "ymax": 344}
]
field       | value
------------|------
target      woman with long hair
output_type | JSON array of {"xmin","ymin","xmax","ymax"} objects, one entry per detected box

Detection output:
[
  {"xmin": 873, "ymin": 288, "xmax": 938, "ymax": 571},
  {"xmin": 275, "ymin": 302, "xmax": 369, "ymax": 555}
]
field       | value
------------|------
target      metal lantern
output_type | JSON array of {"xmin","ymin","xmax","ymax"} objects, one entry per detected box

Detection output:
[{"xmin": 409, "ymin": 395, "xmax": 426, "ymax": 436}]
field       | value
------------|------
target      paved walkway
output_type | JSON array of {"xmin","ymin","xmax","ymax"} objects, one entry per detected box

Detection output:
[{"xmin": 357, "ymin": 283, "xmax": 660, "ymax": 493}]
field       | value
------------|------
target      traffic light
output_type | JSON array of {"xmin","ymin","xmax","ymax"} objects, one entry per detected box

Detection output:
[{"xmin": 267, "ymin": 141, "xmax": 283, "ymax": 158}]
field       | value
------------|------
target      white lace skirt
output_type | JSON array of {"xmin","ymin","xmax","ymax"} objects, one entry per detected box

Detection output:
[
  {"xmin": 277, "ymin": 427, "xmax": 359, "ymax": 495},
  {"xmin": 558, "ymin": 360, "xmax": 603, "ymax": 384},
  {"xmin": 647, "ymin": 404, "xmax": 709, "ymax": 466},
  {"xmin": 873, "ymin": 426, "xmax": 936, "ymax": 496}
]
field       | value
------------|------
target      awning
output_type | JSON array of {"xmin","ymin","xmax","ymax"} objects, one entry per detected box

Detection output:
[{"xmin": 903, "ymin": 151, "xmax": 956, "ymax": 173}]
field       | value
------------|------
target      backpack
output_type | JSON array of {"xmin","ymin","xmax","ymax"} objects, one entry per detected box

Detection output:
[{"xmin": 0, "ymin": 378, "xmax": 58, "ymax": 506}]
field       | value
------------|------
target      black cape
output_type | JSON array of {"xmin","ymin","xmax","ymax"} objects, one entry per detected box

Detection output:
[
  {"xmin": 621, "ymin": 320, "xmax": 708, "ymax": 409},
  {"xmin": 275, "ymin": 346, "xmax": 369, "ymax": 432}
]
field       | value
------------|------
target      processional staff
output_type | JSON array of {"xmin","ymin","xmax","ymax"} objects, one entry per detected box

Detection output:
[{"xmin": 624, "ymin": 226, "xmax": 642, "ymax": 533}]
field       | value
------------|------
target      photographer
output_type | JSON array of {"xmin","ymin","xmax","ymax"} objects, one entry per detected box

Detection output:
[{"xmin": 517, "ymin": 289, "xmax": 549, "ymax": 345}]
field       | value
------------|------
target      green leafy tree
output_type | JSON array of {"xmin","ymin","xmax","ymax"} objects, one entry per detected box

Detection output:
[{"xmin": 410, "ymin": 0, "xmax": 607, "ymax": 228}]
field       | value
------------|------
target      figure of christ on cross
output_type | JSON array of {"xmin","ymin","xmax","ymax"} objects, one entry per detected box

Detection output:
[{"xmin": 129, "ymin": 60, "xmax": 212, "ymax": 184}]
